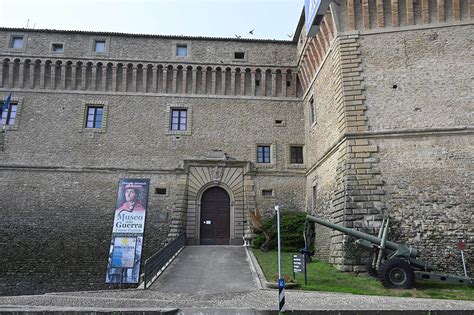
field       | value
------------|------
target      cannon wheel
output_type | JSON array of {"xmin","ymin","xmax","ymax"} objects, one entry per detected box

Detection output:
[{"xmin": 379, "ymin": 258, "xmax": 415, "ymax": 289}]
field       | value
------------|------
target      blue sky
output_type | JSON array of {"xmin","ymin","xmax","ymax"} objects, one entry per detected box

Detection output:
[{"xmin": 0, "ymin": 0, "xmax": 303, "ymax": 40}]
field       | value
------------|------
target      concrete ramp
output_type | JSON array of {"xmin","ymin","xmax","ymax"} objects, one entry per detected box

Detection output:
[{"xmin": 149, "ymin": 246, "xmax": 258, "ymax": 294}]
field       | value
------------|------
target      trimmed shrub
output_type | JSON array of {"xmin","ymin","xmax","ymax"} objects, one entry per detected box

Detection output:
[{"xmin": 252, "ymin": 211, "xmax": 307, "ymax": 252}]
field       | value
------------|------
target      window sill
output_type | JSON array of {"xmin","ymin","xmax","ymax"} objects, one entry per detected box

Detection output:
[
  {"xmin": 166, "ymin": 130, "xmax": 192, "ymax": 136},
  {"xmin": 288, "ymin": 163, "xmax": 306, "ymax": 169}
]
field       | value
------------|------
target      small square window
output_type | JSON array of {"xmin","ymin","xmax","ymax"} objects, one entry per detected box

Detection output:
[
  {"xmin": 1, "ymin": 103, "xmax": 17, "ymax": 126},
  {"xmin": 234, "ymin": 52, "xmax": 245, "ymax": 59},
  {"xmin": 85, "ymin": 106, "xmax": 103, "ymax": 128},
  {"xmin": 257, "ymin": 145, "xmax": 271, "ymax": 163},
  {"xmin": 95, "ymin": 40, "xmax": 106, "ymax": 53},
  {"xmin": 177, "ymin": 45, "xmax": 187, "ymax": 57},
  {"xmin": 171, "ymin": 108, "xmax": 187, "ymax": 131},
  {"xmin": 155, "ymin": 188, "xmax": 167, "ymax": 195},
  {"xmin": 10, "ymin": 36, "xmax": 23, "ymax": 49},
  {"xmin": 52, "ymin": 43, "xmax": 64, "ymax": 53},
  {"xmin": 290, "ymin": 146, "xmax": 304, "ymax": 164},
  {"xmin": 262, "ymin": 189, "xmax": 273, "ymax": 197}
]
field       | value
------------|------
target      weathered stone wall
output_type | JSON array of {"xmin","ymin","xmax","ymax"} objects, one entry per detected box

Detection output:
[
  {"xmin": 374, "ymin": 134, "xmax": 473, "ymax": 275},
  {"xmin": 0, "ymin": 29, "xmax": 296, "ymax": 65},
  {"xmin": 361, "ymin": 25, "xmax": 473, "ymax": 131},
  {"xmin": 0, "ymin": 169, "xmax": 175, "ymax": 295},
  {"xmin": 0, "ymin": 92, "xmax": 302, "ymax": 170}
]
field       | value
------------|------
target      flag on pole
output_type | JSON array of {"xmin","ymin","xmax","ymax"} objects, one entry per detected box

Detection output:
[{"xmin": 1, "ymin": 93, "xmax": 12, "ymax": 128}]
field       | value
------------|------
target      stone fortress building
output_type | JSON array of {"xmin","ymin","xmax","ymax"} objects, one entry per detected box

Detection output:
[{"xmin": 0, "ymin": 1, "xmax": 472, "ymax": 295}]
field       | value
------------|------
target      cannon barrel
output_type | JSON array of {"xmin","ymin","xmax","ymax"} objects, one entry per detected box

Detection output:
[{"xmin": 306, "ymin": 215, "xmax": 418, "ymax": 258}]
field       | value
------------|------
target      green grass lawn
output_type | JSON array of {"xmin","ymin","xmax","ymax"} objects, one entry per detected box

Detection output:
[{"xmin": 252, "ymin": 249, "xmax": 474, "ymax": 301}]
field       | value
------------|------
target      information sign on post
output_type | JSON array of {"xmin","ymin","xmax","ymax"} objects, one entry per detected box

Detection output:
[{"xmin": 293, "ymin": 253, "xmax": 307, "ymax": 285}]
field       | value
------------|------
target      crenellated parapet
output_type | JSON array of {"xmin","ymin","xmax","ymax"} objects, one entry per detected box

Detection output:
[{"xmin": 0, "ymin": 57, "xmax": 298, "ymax": 98}]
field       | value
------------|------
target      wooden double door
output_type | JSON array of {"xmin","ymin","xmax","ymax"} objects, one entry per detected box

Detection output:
[{"xmin": 200, "ymin": 187, "xmax": 230, "ymax": 245}]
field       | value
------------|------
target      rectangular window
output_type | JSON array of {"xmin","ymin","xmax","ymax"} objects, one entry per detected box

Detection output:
[
  {"xmin": 1, "ymin": 103, "xmax": 17, "ymax": 126},
  {"xmin": 177, "ymin": 45, "xmax": 187, "ymax": 57},
  {"xmin": 10, "ymin": 36, "xmax": 23, "ymax": 49},
  {"xmin": 234, "ymin": 52, "xmax": 245, "ymax": 59},
  {"xmin": 290, "ymin": 146, "xmax": 304, "ymax": 164},
  {"xmin": 310, "ymin": 97, "xmax": 316, "ymax": 125},
  {"xmin": 155, "ymin": 188, "xmax": 167, "ymax": 195},
  {"xmin": 171, "ymin": 108, "xmax": 187, "ymax": 131},
  {"xmin": 312, "ymin": 181, "xmax": 317, "ymax": 209},
  {"xmin": 257, "ymin": 145, "xmax": 271, "ymax": 163},
  {"xmin": 95, "ymin": 40, "xmax": 106, "ymax": 53},
  {"xmin": 262, "ymin": 189, "xmax": 273, "ymax": 197},
  {"xmin": 52, "ymin": 43, "xmax": 64, "ymax": 53},
  {"xmin": 85, "ymin": 106, "xmax": 103, "ymax": 128}
]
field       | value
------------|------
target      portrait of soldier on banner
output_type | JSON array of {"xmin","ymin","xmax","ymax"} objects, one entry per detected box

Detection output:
[{"xmin": 112, "ymin": 179, "xmax": 150, "ymax": 234}]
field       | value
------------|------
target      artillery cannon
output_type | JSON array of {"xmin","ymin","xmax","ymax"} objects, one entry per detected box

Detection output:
[{"xmin": 306, "ymin": 215, "xmax": 473, "ymax": 289}]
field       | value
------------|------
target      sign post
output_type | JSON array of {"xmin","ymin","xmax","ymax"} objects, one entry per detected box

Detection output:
[
  {"xmin": 457, "ymin": 239, "xmax": 468, "ymax": 277},
  {"xmin": 275, "ymin": 205, "xmax": 286, "ymax": 313}
]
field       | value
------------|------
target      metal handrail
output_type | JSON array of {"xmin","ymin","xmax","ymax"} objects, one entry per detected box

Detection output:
[{"xmin": 143, "ymin": 233, "xmax": 186, "ymax": 289}]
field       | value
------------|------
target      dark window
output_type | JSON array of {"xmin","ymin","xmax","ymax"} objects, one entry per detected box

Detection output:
[
  {"xmin": 52, "ymin": 43, "xmax": 64, "ymax": 53},
  {"xmin": 257, "ymin": 145, "xmax": 271, "ymax": 163},
  {"xmin": 85, "ymin": 106, "xmax": 103, "ymax": 128},
  {"xmin": 177, "ymin": 45, "xmax": 187, "ymax": 57},
  {"xmin": 95, "ymin": 40, "xmax": 106, "ymax": 53},
  {"xmin": 290, "ymin": 146, "xmax": 304, "ymax": 164},
  {"xmin": 262, "ymin": 189, "xmax": 273, "ymax": 197},
  {"xmin": 234, "ymin": 52, "xmax": 245, "ymax": 59},
  {"xmin": 286, "ymin": 80, "xmax": 291, "ymax": 87},
  {"xmin": 171, "ymin": 108, "xmax": 187, "ymax": 131},
  {"xmin": 155, "ymin": 188, "xmax": 167, "ymax": 195},
  {"xmin": 312, "ymin": 181, "xmax": 317, "ymax": 209},
  {"xmin": 10, "ymin": 36, "xmax": 23, "ymax": 49},
  {"xmin": 255, "ymin": 80, "xmax": 260, "ymax": 87},
  {"xmin": 310, "ymin": 97, "xmax": 316, "ymax": 125},
  {"xmin": 1, "ymin": 103, "xmax": 17, "ymax": 126}
]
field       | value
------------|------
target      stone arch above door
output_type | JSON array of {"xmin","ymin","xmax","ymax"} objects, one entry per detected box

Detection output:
[{"xmin": 186, "ymin": 165, "xmax": 245, "ymax": 245}]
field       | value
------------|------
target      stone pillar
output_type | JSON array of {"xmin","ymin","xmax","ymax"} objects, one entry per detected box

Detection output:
[
  {"xmin": 182, "ymin": 68, "xmax": 188, "ymax": 94},
  {"xmin": 122, "ymin": 66, "xmax": 128, "ymax": 92},
  {"xmin": 211, "ymin": 69, "xmax": 217, "ymax": 94},
  {"xmin": 221, "ymin": 70, "xmax": 226, "ymax": 95},
  {"xmin": 18, "ymin": 62, "xmax": 25, "ymax": 88},
  {"xmin": 261, "ymin": 71, "xmax": 267, "ymax": 96},
  {"xmin": 192, "ymin": 69, "xmax": 197, "ymax": 94},
  {"xmin": 271, "ymin": 71, "xmax": 277, "ymax": 97},
  {"xmin": 101, "ymin": 66, "xmax": 107, "ymax": 91},
  {"xmin": 230, "ymin": 70, "xmax": 236, "ymax": 96},
  {"xmin": 90, "ymin": 65, "xmax": 97, "ymax": 91},
  {"xmin": 151, "ymin": 66, "xmax": 157, "ymax": 93},
  {"xmin": 132, "ymin": 66, "xmax": 137, "ymax": 92},
  {"xmin": 250, "ymin": 70, "xmax": 256, "ymax": 96},
  {"xmin": 62, "ymin": 64, "xmax": 68, "ymax": 90},
  {"xmin": 291, "ymin": 72, "xmax": 297, "ymax": 97},
  {"xmin": 29, "ymin": 62, "xmax": 36, "ymax": 89},
  {"xmin": 201, "ymin": 69, "xmax": 207, "ymax": 94},
  {"xmin": 81, "ymin": 65, "xmax": 88, "ymax": 90},
  {"xmin": 0, "ymin": 61, "xmax": 4, "ymax": 88},
  {"xmin": 282, "ymin": 70, "xmax": 288, "ymax": 97},
  {"xmin": 162, "ymin": 68, "xmax": 168, "ymax": 93},
  {"xmin": 173, "ymin": 68, "xmax": 178, "ymax": 93},
  {"xmin": 111, "ymin": 66, "xmax": 117, "ymax": 92},
  {"xmin": 39, "ymin": 63, "xmax": 46, "ymax": 89},
  {"xmin": 240, "ymin": 71, "xmax": 245, "ymax": 96},
  {"xmin": 9, "ymin": 63, "xmax": 15, "ymax": 88}
]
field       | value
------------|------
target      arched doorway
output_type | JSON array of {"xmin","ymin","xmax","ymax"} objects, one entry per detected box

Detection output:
[{"xmin": 200, "ymin": 186, "xmax": 230, "ymax": 245}]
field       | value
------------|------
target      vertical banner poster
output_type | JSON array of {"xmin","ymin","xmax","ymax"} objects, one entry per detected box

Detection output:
[
  {"xmin": 113, "ymin": 179, "xmax": 150, "ymax": 234},
  {"xmin": 106, "ymin": 178, "xmax": 149, "ymax": 284}
]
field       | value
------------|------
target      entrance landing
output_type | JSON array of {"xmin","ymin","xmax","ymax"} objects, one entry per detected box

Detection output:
[{"xmin": 149, "ymin": 246, "xmax": 257, "ymax": 294}]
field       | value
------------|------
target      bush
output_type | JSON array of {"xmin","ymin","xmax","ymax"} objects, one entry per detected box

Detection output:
[{"xmin": 252, "ymin": 211, "xmax": 307, "ymax": 252}]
